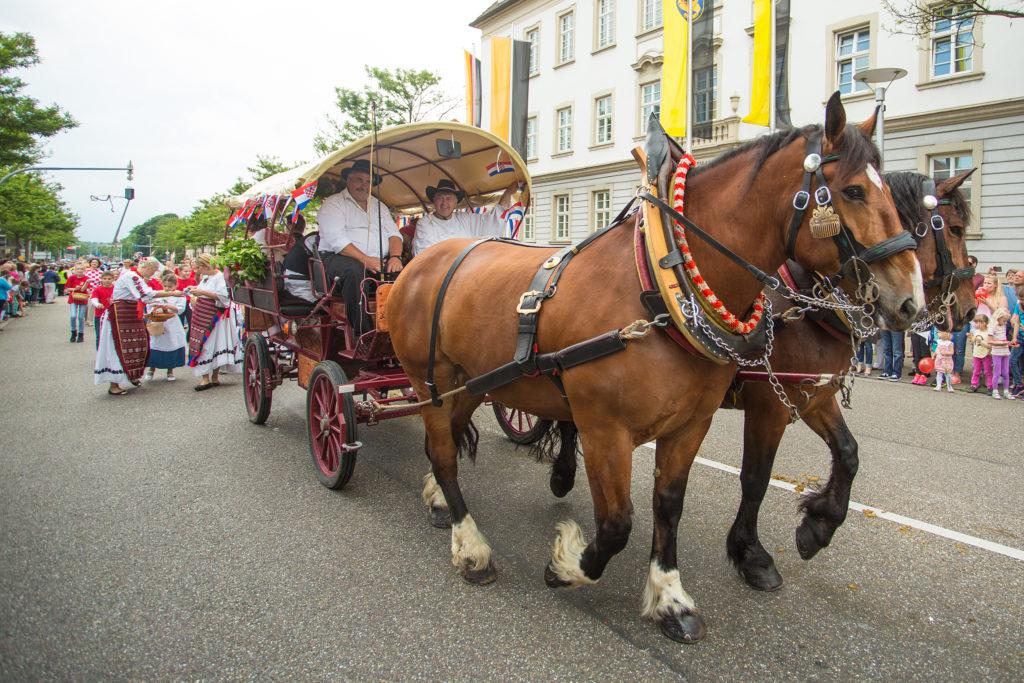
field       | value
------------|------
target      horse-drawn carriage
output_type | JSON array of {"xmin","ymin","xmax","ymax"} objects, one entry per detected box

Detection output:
[{"xmin": 227, "ymin": 122, "xmax": 538, "ymax": 488}]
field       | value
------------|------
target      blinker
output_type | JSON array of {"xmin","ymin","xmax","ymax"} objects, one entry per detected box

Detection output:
[{"xmin": 803, "ymin": 153, "xmax": 822, "ymax": 172}]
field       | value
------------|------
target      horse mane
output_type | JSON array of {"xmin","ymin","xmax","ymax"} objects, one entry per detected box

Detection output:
[
  {"xmin": 884, "ymin": 170, "xmax": 972, "ymax": 229},
  {"xmin": 689, "ymin": 124, "xmax": 881, "ymax": 184}
]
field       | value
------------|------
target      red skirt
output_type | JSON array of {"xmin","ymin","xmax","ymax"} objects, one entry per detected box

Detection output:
[{"xmin": 108, "ymin": 300, "xmax": 149, "ymax": 382}]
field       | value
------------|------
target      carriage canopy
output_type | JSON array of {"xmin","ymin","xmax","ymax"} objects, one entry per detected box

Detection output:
[{"xmin": 228, "ymin": 121, "xmax": 532, "ymax": 215}]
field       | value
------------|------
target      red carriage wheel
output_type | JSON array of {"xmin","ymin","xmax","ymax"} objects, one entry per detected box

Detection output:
[
  {"xmin": 243, "ymin": 335, "xmax": 274, "ymax": 425},
  {"xmin": 492, "ymin": 403, "xmax": 552, "ymax": 445},
  {"xmin": 306, "ymin": 360, "xmax": 359, "ymax": 489}
]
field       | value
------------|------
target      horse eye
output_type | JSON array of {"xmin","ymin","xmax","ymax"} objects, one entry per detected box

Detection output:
[
  {"xmin": 841, "ymin": 185, "xmax": 865, "ymax": 202},
  {"xmin": 949, "ymin": 224, "xmax": 965, "ymax": 238}
]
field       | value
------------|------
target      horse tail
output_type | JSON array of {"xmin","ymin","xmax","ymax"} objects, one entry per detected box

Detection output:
[{"xmin": 455, "ymin": 419, "xmax": 480, "ymax": 463}]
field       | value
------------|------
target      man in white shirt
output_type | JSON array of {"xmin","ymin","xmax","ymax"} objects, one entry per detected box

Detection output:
[
  {"xmin": 316, "ymin": 159, "xmax": 403, "ymax": 333},
  {"xmin": 411, "ymin": 179, "xmax": 519, "ymax": 256}
]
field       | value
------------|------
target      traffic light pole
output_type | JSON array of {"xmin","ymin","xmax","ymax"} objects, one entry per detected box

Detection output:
[{"xmin": 0, "ymin": 162, "xmax": 133, "ymax": 186}]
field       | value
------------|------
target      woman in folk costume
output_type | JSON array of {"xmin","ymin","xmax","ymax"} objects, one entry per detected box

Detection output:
[
  {"xmin": 144, "ymin": 269, "xmax": 187, "ymax": 381},
  {"xmin": 187, "ymin": 253, "xmax": 242, "ymax": 391},
  {"xmin": 94, "ymin": 257, "xmax": 183, "ymax": 396}
]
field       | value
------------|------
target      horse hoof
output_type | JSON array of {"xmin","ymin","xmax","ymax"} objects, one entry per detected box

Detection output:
[
  {"xmin": 739, "ymin": 563, "xmax": 784, "ymax": 592},
  {"xmin": 795, "ymin": 523, "xmax": 823, "ymax": 561},
  {"xmin": 544, "ymin": 562, "xmax": 572, "ymax": 588},
  {"xmin": 659, "ymin": 611, "xmax": 706, "ymax": 644},
  {"xmin": 460, "ymin": 560, "xmax": 497, "ymax": 586},
  {"xmin": 429, "ymin": 506, "xmax": 452, "ymax": 529},
  {"xmin": 549, "ymin": 472, "xmax": 575, "ymax": 498}
]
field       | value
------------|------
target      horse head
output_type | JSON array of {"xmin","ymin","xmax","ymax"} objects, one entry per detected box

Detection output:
[
  {"xmin": 781, "ymin": 92, "xmax": 924, "ymax": 331},
  {"xmin": 885, "ymin": 168, "xmax": 977, "ymax": 331}
]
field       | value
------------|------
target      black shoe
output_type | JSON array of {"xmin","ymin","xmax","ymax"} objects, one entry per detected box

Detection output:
[
  {"xmin": 76, "ymin": 333, "xmax": 84, "ymax": 343},
  {"xmin": 70, "ymin": 333, "xmax": 77, "ymax": 343},
  {"xmin": 968, "ymin": 385, "xmax": 979, "ymax": 393}
]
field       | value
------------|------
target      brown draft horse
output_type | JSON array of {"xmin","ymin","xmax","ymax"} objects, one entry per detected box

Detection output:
[
  {"xmin": 387, "ymin": 94, "xmax": 924, "ymax": 643},
  {"xmin": 722, "ymin": 169, "xmax": 978, "ymax": 591}
]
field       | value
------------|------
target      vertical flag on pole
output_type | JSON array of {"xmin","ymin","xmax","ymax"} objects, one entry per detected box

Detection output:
[
  {"xmin": 660, "ymin": 0, "xmax": 690, "ymax": 137},
  {"xmin": 508, "ymin": 40, "xmax": 531, "ymax": 160},
  {"xmin": 489, "ymin": 36, "xmax": 512, "ymax": 141},
  {"xmin": 775, "ymin": 0, "xmax": 793, "ymax": 127},
  {"xmin": 464, "ymin": 50, "xmax": 482, "ymax": 127},
  {"xmin": 690, "ymin": 0, "xmax": 715, "ymax": 140},
  {"xmin": 744, "ymin": 0, "xmax": 772, "ymax": 127}
]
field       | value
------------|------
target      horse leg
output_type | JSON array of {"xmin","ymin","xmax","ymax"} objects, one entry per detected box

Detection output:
[
  {"xmin": 420, "ymin": 390, "xmax": 495, "ymax": 584},
  {"xmin": 549, "ymin": 421, "xmax": 579, "ymax": 498},
  {"xmin": 544, "ymin": 425, "xmax": 632, "ymax": 588},
  {"xmin": 421, "ymin": 395, "xmax": 482, "ymax": 530},
  {"xmin": 795, "ymin": 399, "xmax": 858, "ymax": 560},
  {"xmin": 642, "ymin": 422, "xmax": 711, "ymax": 644},
  {"xmin": 726, "ymin": 402, "xmax": 789, "ymax": 592}
]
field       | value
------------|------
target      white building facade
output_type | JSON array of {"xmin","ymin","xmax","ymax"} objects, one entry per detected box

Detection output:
[{"xmin": 470, "ymin": 0, "xmax": 1023, "ymax": 269}]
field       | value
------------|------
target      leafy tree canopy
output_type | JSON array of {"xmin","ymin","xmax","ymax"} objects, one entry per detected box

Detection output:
[
  {"xmin": 0, "ymin": 32, "xmax": 77, "ymax": 167},
  {"xmin": 313, "ymin": 66, "xmax": 456, "ymax": 154},
  {"xmin": 0, "ymin": 170, "xmax": 78, "ymax": 253}
]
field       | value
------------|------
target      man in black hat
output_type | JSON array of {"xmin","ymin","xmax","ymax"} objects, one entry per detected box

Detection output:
[
  {"xmin": 410, "ymin": 179, "xmax": 519, "ymax": 256},
  {"xmin": 316, "ymin": 159, "xmax": 402, "ymax": 333}
]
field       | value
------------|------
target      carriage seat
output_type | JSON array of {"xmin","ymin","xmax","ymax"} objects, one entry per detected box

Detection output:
[{"xmin": 278, "ymin": 288, "xmax": 317, "ymax": 317}]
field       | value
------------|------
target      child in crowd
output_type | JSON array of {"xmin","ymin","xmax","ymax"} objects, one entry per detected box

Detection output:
[
  {"xmin": 932, "ymin": 330, "xmax": 955, "ymax": 393},
  {"xmin": 144, "ymin": 270, "xmax": 187, "ymax": 381},
  {"xmin": 988, "ymin": 308, "xmax": 1013, "ymax": 400},
  {"xmin": 969, "ymin": 313, "xmax": 992, "ymax": 393},
  {"xmin": 65, "ymin": 264, "xmax": 90, "ymax": 343},
  {"xmin": 88, "ymin": 270, "xmax": 115, "ymax": 349}
]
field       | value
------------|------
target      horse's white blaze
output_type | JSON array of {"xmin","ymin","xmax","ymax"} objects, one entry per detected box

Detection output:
[
  {"xmin": 911, "ymin": 259, "xmax": 926, "ymax": 309},
  {"xmin": 451, "ymin": 514, "xmax": 492, "ymax": 571},
  {"xmin": 549, "ymin": 520, "xmax": 596, "ymax": 587},
  {"xmin": 421, "ymin": 472, "xmax": 447, "ymax": 510},
  {"xmin": 641, "ymin": 560, "xmax": 695, "ymax": 619}
]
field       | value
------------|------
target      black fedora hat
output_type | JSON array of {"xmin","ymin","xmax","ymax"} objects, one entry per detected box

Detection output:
[
  {"xmin": 426, "ymin": 178, "xmax": 465, "ymax": 202},
  {"xmin": 341, "ymin": 159, "xmax": 382, "ymax": 186}
]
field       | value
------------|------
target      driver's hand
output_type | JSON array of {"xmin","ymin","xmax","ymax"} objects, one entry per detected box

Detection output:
[
  {"xmin": 386, "ymin": 257, "xmax": 404, "ymax": 274},
  {"xmin": 362, "ymin": 257, "xmax": 380, "ymax": 274}
]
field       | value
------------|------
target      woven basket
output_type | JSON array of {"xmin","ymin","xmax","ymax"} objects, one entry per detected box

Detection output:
[
  {"xmin": 148, "ymin": 305, "xmax": 178, "ymax": 322},
  {"xmin": 145, "ymin": 320, "xmax": 166, "ymax": 336}
]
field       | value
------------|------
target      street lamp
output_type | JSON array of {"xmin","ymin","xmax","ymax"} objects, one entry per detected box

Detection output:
[{"xmin": 854, "ymin": 67, "xmax": 908, "ymax": 169}]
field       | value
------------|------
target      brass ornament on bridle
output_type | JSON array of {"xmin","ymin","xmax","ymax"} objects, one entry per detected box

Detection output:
[{"xmin": 809, "ymin": 185, "xmax": 841, "ymax": 239}]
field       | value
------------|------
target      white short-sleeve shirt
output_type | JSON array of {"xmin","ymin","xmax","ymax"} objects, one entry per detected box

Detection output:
[{"xmin": 316, "ymin": 189, "xmax": 399, "ymax": 257}]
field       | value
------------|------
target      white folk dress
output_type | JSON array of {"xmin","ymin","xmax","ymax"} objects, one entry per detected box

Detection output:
[
  {"xmin": 94, "ymin": 270, "xmax": 156, "ymax": 387},
  {"xmin": 147, "ymin": 296, "xmax": 187, "ymax": 370},
  {"xmin": 192, "ymin": 271, "xmax": 242, "ymax": 376}
]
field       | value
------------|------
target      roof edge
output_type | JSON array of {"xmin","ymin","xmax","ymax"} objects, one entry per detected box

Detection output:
[{"xmin": 469, "ymin": 0, "xmax": 522, "ymax": 28}]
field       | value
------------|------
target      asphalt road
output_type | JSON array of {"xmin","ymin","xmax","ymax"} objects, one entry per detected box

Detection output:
[{"xmin": 2, "ymin": 303, "xmax": 1022, "ymax": 681}]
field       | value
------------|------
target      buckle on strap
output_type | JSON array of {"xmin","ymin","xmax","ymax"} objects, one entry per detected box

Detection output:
[
  {"xmin": 516, "ymin": 290, "xmax": 546, "ymax": 314},
  {"xmin": 814, "ymin": 185, "xmax": 832, "ymax": 206},
  {"xmin": 930, "ymin": 213, "xmax": 945, "ymax": 231},
  {"xmin": 792, "ymin": 190, "xmax": 810, "ymax": 211}
]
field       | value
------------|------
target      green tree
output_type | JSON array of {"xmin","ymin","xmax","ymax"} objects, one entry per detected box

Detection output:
[
  {"xmin": 0, "ymin": 170, "xmax": 78, "ymax": 255},
  {"xmin": 0, "ymin": 32, "xmax": 77, "ymax": 167},
  {"xmin": 882, "ymin": 0, "xmax": 1024, "ymax": 38},
  {"xmin": 227, "ymin": 155, "xmax": 294, "ymax": 197},
  {"xmin": 313, "ymin": 66, "xmax": 457, "ymax": 154},
  {"xmin": 123, "ymin": 212, "xmax": 179, "ymax": 254}
]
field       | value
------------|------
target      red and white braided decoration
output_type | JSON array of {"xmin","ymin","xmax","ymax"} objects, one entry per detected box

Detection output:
[{"xmin": 670, "ymin": 153, "xmax": 766, "ymax": 335}]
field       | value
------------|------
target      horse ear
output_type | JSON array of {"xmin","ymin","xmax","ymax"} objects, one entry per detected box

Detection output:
[
  {"xmin": 824, "ymin": 91, "xmax": 846, "ymax": 148},
  {"xmin": 936, "ymin": 168, "xmax": 976, "ymax": 196},
  {"xmin": 858, "ymin": 105, "xmax": 880, "ymax": 138}
]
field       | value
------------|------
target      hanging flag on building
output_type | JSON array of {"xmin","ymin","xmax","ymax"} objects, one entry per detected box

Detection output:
[
  {"xmin": 502, "ymin": 201, "xmax": 525, "ymax": 239},
  {"xmin": 775, "ymin": 0, "xmax": 793, "ymax": 127},
  {"xmin": 660, "ymin": 0, "xmax": 710, "ymax": 137},
  {"xmin": 486, "ymin": 37, "xmax": 531, "ymax": 159},
  {"xmin": 690, "ymin": 0, "xmax": 716, "ymax": 140},
  {"xmin": 464, "ymin": 50, "xmax": 482, "ymax": 127},
  {"xmin": 744, "ymin": 0, "xmax": 772, "ymax": 127}
]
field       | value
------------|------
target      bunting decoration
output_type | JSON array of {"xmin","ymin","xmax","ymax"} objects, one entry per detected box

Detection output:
[{"xmin": 502, "ymin": 201, "xmax": 525, "ymax": 239}]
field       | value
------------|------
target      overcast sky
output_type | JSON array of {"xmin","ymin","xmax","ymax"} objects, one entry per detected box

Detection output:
[{"xmin": 1, "ymin": 0, "xmax": 484, "ymax": 244}]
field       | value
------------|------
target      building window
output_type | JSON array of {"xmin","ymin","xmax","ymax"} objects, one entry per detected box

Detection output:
[
  {"xmin": 522, "ymin": 205, "xmax": 535, "ymax": 240},
  {"xmin": 929, "ymin": 152, "xmax": 974, "ymax": 213},
  {"xmin": 556, "ymin": 106, "xmax": 573, "ymax": 152},
  {"xmin": 693, "ymin": 66, "xmax": 717, "ymax": 124},
  {"xmin": 594, "ymin": 95, "xmax": 613, "ymax": 145},
  {"xmin": 641, "ymin": 0, "xmax": 662, "ymax": 31},
  {"xmin": 554, "ymin": 194, "xmax": 571, "ymax": 241},
  {"xmin": 526, "ymin": 116, "xmax": 538, "ymax": 159},
  {"xmin": 597, "ymin": 0, "xmax": 615, "ymax": 48},
  {"xmin": 526, "ymin": 28, "xmax": 540, "ymax": 75},
  {"xmin": 932, "ymin": 4, "xmax": 974, "ymax": 78},
  {"xmin": 640, "ymin": 80, "xmax": 660, "ymax": 132},
  {"xmin": 835, "ymin": 27, "xmax": 871, "ymax": 95},
  {"xmin": 592, "ymin": 190, "xmax": 611, "ymax": 231},
  {"xmin": 558, "ymin": 10, "xmax": 575, "ymax": 64}
]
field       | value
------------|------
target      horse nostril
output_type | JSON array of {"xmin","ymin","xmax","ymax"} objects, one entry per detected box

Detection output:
[{"xmin": 900, "ymin": 297, "xmax": 919, "ymax": 321}]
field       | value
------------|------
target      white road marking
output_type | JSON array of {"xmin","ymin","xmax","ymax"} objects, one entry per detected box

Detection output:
[{"xmin": 641, "ymin": 444, "xmax": 1024, "ymax": 562}]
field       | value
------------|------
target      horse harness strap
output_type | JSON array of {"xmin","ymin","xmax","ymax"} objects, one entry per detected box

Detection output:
[
  {"xmin": 920, "ymin": 178, "xmax": 973, "ymax": 289},
  {"xmin": 425, "ymin": 199, "xmax": 644, "ymax": 406}
]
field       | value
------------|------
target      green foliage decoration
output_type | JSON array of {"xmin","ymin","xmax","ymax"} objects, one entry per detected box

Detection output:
[{"xmin": 215, "ymin": 236, "xmax": 267, "ymax": 283}]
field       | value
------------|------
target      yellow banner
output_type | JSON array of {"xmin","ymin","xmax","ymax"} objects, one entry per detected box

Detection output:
[
  {"xmin": 743, "ymin": 0, "xmax": 771, "ymax": 127},
  {"xmin": 659, "ymin": 0, "xmax": 688, "ymax": 137},
  {"xmin": 489, "ymin": 37, "xmax": 511, "ymax": 141},
  {"xmin": 465, "ymin": 51, "xmax": 475, "ymax": 125}
]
